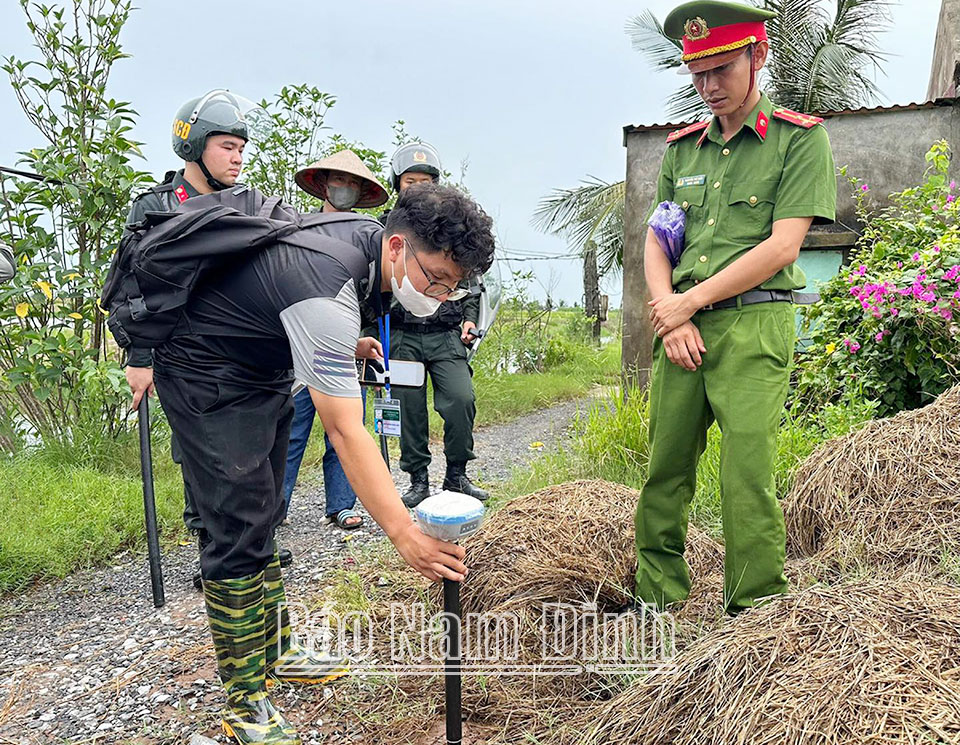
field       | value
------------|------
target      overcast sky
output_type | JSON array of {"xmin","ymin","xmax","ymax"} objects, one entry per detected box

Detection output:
[{"xmin": 0, "ymin": 0, "xmax": 944, "ymax": 305}]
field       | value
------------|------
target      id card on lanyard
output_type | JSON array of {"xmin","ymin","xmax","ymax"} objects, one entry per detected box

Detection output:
[{"xmin": 375, "ymin": 314, "xmax": 401, "ymax": 438}]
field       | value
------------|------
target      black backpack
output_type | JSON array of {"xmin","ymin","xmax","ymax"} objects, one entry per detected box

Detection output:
[{"xmin": 101, "ymin": 186, "xmax": 379, "ymax": 349}]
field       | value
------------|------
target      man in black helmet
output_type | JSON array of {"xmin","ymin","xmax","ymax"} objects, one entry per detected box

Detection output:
[
  {"xmin": 122, "ymin": 90, "xmax": 293, "ymax": 577},
  {"xmin": 385, "ymin": 143, "xmax": 489, "ymax": 508}
]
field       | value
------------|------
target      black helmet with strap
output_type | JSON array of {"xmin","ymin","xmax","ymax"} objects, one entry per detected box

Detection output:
[
  {"xmin": 171, "ymin": 90, "xmax": 255, "ymax": 191},
  {"xmin": 389, "ymin": 142, "xmax": 442, "ymax": 191}
]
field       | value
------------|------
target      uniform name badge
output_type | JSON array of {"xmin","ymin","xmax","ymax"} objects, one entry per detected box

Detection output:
[{"xmin": 374, "ymin": 398, "xmax": 402, "ymax": 438}]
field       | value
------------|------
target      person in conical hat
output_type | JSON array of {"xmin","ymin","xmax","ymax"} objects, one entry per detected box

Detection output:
[
  {"xmin": 633, "ymin": 0, "xmax": 838, "ymax": 614},
  {"xmin": 295, "ymin": 149, "xmax": 388, "ymax": 212},
  {"xmin": 282, "ymin": 149, "xmax": 388, "ymax": 534}
]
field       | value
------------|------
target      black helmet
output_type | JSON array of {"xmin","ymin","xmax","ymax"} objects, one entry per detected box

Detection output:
[
  {"xmin": 389, "ymin": 142, "xmax": 442, "ymax": 191},
  {"xmin": 172, "ymin": 90, "xmax": 257, "ymax": 190}
]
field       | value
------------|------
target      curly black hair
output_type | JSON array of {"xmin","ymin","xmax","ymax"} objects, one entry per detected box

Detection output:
[{"xmin": 385, "ymin": 183, "xmax": 495, "ymax": 277}]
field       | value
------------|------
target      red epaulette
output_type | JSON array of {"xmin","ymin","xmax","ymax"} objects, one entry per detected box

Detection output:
[
  {"xmin": 666, "ymin": 121, "xmax": 709, "ymax": 144},
  {"xmin": 772, "ymin": 108, "xmax": 824, "ymax": 129}
]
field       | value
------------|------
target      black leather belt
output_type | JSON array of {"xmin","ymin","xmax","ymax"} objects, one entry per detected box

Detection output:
[
  {"xmin": 701, "ymin": 289, "xmax": 819, "ymax": 311},
  {"xmin": 394, "ymin": 322, "xmax": 458, "ymax": 333}
]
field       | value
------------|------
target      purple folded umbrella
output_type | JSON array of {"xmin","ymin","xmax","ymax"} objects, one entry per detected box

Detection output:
[{"xmin": 649, "ymin": 201, "xmax": 686, "ymax": 268}]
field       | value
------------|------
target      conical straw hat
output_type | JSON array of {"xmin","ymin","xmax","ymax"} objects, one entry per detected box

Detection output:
[{"xmin": 294, "ymin": 149, "xmax": 389, "ymax": 208}]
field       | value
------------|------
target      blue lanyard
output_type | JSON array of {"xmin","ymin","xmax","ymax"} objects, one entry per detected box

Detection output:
[{"xmin": 377, "ymin": 314, "xmax": 391, "ymax": 398}]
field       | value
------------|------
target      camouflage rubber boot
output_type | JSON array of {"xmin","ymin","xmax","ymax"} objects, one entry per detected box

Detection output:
[
  {"xmin": 203, "ymin": 572, "xmax": 300, "ymax": 745},
  {"xmin": 263, "ymin": 548, "xmax": 349, "ymax": 686}
]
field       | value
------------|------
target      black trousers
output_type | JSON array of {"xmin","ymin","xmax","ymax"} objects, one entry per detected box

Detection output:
[{"xmin": 154, "ymin": 372, "xmax": 293, "ymax": 580}]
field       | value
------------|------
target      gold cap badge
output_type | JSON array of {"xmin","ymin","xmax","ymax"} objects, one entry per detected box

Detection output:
[{"xmin": 683, "ymin": 17, "xmax": 710, "ymax": 41}]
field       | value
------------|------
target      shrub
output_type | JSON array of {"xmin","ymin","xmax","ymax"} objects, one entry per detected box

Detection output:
[{"xmin": 797, "ymin": 141, "xmax": 960, "ymax": 416}]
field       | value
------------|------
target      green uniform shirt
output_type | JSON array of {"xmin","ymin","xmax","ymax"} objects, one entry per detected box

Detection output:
[{"xmin": 651, "ymin": 93, "xmax": 837, "ymax": 292}]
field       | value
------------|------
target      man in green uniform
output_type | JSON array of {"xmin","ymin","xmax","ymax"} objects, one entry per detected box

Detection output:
[
  {"xmin": 634, "ymin": 0, "xmax": 836, "ymax": 614},
  {"xmin": 385, "ymin": 143, "xmax": 489, "ymax": 507}
]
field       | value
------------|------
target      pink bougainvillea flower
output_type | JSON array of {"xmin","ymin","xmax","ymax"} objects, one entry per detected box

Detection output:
[
  {"xmin": 891, "ymin": 308, "xmax": 900, "ymax": 316},
  {"xmin": 860, "ymin": 184, "xmax": 869, "ymax": 192},
  {"xmin": 912, "ymin": 252, "xmax": 921, "ymax": 261}
]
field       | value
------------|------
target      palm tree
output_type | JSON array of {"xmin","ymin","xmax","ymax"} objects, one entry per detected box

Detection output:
[
  {"xmin": 532, "ymin": 177, "xmax": 625, "ymax": 277},
  {"xmin": 536, "ymin": 0, "xmax": 890, "ymax": 268}
]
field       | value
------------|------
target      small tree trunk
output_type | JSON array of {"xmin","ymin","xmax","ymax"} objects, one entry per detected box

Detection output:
[{"xmin": 583, "ymin": 241, "xmax": 601, "ymax": 345}]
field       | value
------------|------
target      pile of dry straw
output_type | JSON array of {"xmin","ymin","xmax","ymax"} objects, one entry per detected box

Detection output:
[
  {"xmin": 330, "ymin": 480, "xmax": 723, "ymax": 742},
  {"xmin": 329, "ymin": 388, "xmax": 960, "ymax": 743},
  {"xmin": 784, "ymin": 384, "xmax": 960, "ymax": 578},
  {"xmin": 561, "ymin": 579, "xmax": 960, "ymax": 745}
]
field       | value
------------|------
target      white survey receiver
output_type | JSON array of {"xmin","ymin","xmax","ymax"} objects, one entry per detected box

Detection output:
[{"xmin": 415, "ymin": 491, "xmax": 485, "ymax": 543}]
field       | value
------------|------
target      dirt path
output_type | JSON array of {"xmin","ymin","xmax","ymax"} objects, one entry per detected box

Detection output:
[{"xmin": 0, "ymin": 391, "xmax": 603, "ymax": 744}]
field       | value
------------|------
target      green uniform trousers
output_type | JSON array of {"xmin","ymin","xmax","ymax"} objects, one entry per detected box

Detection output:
[
  {"xmin": 634, "ymin": 301, "xmax": 794, "ymax": 613},
  {"xmin": 390, "ymin": 327, "xmax": 477, "ymax": 474}
]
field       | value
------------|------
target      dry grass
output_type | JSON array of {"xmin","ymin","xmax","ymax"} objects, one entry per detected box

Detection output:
[
  {"xmin": 784, "ymin": 385, "xmax": 960, "ymax": 580},
  {"xmin": 562, "ymin": 579, "xmax": 960, "ymax": 745},
  {"xmin": 326, "ymin": 480, "xmax": 725, "ymax": 742}
]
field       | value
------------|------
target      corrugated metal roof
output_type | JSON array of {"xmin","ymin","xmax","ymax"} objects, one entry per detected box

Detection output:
[{"xmin": 622, "ymin": 97, "xmax": 958, "ymax": 143}]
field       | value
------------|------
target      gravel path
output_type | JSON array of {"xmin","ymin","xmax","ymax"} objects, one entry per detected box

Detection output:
[{"xmin": 0, "ymin": 391, "xmax": 601, "ymax": 744}]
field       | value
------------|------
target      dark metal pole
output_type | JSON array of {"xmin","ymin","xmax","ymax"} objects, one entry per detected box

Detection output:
[
  {"xmin": 377, "ymin": 387, "xmax": 390, "ymax": 468},
  {"xmin": 443, "ymin": 577, "xmax": 462, "ymax": 745},
  {"xmin": 137, "ymin": 396, "xmax": 165, "ymax": 608}
]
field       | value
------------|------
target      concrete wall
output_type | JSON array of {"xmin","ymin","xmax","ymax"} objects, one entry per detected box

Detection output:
[
  {"xmin": 621, "ymin": 101, "xmax": 960, "ymax": 383},
  {"xmin": 928, "ymin": 0, "xmax": 960, "ymax": 100}
]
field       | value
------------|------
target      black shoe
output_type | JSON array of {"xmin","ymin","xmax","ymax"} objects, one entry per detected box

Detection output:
[
  {"xmin": 442, "ymin": 461, "xmax": 489, "ymax": 501},
  {"xmin": 278, "ymin": 548, "xmax": 293, "ymax": 567},
  {"xmin": 401, "ymin": 469, "xmax": 431, "ymax": 508},
  {"xmin": 192, "ymin": 569, "xmax": 203, "ymax": 591}
]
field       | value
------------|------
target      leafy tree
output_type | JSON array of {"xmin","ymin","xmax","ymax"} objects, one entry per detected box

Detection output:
[
  {"xmin": 537, "ymin": 0, "xmax": 890, "ymax": 271},
  {"xmin": 243, "ymin": 84, "xmax": 394, "ymax": 214},
  {"xmin": 243, "ymin": 87, "xmax": 447, "ymax": 218},
  {"xmin": 0, "ymin": 0, "xmax": 151, "ymax": 450}
]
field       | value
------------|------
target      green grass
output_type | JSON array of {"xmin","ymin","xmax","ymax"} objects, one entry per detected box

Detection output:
[
  {"xmin": 0, "ymin": 431, "xmax": 185, "ymax": 592},
  {"xmin": 496, "ymin": 388, "xmax": 873, "ymax": 541},
  {"xmin": 0, "ymin": 317, "xmax": 619, "ymax": 592}
]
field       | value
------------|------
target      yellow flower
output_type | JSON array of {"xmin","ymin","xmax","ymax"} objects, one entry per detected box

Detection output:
[
  {"xmin": 35, "ymin": 280, "xmax": 53, "ymax": 299},
  {"xmin": 529, "ymin": 441, "xmax": 545, "ymax": 450},
  {"xmin": 15, "ymin": 302, "xmax": 28, "ymax": 318},
  {"xmin": 65, "ymin": 273, "xmax": 81, "ymax": 280},
  {"xmin": 68, "ymin": 312, "xmax": 83, "ymax": 320},
  {"xmin": 825, "ymin": 343, "xmax": 836, "ymax": 354}
]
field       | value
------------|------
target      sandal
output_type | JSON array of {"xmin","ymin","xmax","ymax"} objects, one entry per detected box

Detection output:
[{"xmin": 329, "ymin": 508, "xmax": 364, "ymax": 530}]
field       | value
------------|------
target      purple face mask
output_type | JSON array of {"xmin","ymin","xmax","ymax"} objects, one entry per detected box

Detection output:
[{"xmin": 649, "ymin": 201, "xmax": 686, "ymax": 268}]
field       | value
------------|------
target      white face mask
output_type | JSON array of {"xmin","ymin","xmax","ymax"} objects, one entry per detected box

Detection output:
[{"xmin": 390, "ymin": 241, "xmax": 442, "ymax": 317}]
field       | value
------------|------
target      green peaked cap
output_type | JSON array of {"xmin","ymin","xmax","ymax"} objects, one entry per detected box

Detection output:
[{"xmin": 664, "ymin": 0, "xmax": 777, "ymax": 40}]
